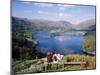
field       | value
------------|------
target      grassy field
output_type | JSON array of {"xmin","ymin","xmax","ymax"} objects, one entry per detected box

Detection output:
[{"xmin": 12, "ymin": 54, "xmax": 96, "ymax": 74}]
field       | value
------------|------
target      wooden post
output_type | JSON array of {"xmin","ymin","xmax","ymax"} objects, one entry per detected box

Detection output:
[
  {"xmin": 62, "ymin": 62, "xmax": 64, "ymax": 71},
  {"xmin": 39, "ymin": 64, "xmax": 42, "ymax": 71},
  {"xmin": 45, "ymin": 64, "xmax": 47, "ymax": 72},
  {"xmin": 36, "ymin": 56, "xmax": 38, "ymax": 61}
]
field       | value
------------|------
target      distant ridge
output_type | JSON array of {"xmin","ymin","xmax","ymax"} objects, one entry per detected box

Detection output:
[{"xmin": 12, "ymin": 16, "xmax": 96, "ymax": 33}]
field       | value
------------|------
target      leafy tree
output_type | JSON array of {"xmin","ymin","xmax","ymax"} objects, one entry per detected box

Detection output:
[
  {"xmin": 83, "ymin": 32, "xmax": 96, "ymax": 53},
  {"xmin": 12, "ymin": 32, "xmax": 37, "ymax": 60}
]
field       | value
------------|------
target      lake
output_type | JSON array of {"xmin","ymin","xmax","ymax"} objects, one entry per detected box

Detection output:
[{"xmin": 32, "ymin": 32, "xmax": 84, "ymax": 55}]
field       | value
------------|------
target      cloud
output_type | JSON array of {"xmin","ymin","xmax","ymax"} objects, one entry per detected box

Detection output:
[
  {"xmin": 20, "ymin": 1, "xmax": 32, "ymax": 5},
  {"xmin": 58, "ymin": 12, "xmax": 71, "ymax": 17},
  {"xmin": 23, "ymin": 10, "xmax": 33, "ymax": 13},
  {"xmin": 37, "ymin": 10, "xmax": 49, "ymax": 15},
  {"xmin": 58, "ymin": 4, "xmax": 77, "ymax": 12},
  {"xmin": 20, "ymin": 1, "xmax": 53, "ymax": 7},
  {"xmin": 57, "ymin": 4, "xmax": 77, "ymax": 7},
  {"xmin": 59, "ymin": 12, "xmax": 64, "ymax": 17},
  {"xmin": 57, "ymin": 12, "xmax": 73, "ymax": 22},
  {"xmin": 59, "ymin": 7, "xmax": 65, "ymax": 11},
  {"xmin": 33, "ymin": 3, "xmax": 53, "ymax": 7}
]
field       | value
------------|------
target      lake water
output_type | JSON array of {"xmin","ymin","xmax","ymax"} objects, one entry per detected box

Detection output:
[{"xmin": 32, "ymin": 32, "xmax": 84, "ymax": 55}]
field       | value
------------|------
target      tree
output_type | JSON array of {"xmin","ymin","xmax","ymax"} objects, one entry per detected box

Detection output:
[
  {"xmin": 12, "ymin": 32, "xmax": 37, "ymax": 60},
  {"xmin": 83, "ymin": 32, "xmax": 96, "ymax": 53}
]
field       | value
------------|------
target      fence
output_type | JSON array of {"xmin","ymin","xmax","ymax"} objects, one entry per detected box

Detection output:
[{"xmin": 36, "ymin": 61, "xmax": 86, "ymax": 72}]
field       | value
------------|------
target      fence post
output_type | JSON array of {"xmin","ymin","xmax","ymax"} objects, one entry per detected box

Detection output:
[
  {"xmin": 45, "ymin": 64, "xmax": 47, "ymax": 72},
  {"xmin": 62, "ymin": 61, "xmax": 64, "ymax": 70}
]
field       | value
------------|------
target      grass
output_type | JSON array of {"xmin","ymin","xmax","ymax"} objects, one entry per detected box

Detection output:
[
  {"xmin": 12, "ymin": 60, "xmax": 38, "ymax": 73},
  {"xmin": 12, "ymin": 55, "xmax": 96, "ymax": 74},
  {"xmin": 63, "ymin": 55, "xmax": 96, "ymax": 69}
]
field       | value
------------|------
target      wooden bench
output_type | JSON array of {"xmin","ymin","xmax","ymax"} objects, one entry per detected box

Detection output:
[{"xmin": 64, "ymin": 62, "xmax": 86, "ymax": 65}]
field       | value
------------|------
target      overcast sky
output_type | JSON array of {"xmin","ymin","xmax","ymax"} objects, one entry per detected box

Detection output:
[{"xmin": 12, "ymin": 0, "xmax": 96, "ymax": 24}]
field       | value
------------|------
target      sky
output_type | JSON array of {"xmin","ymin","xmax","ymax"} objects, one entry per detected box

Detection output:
[{"xmin": 12, "ymin": 0, "xmax": 96, "ymax": 24}]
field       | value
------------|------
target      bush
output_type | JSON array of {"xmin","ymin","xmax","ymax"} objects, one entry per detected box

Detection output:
[{"xmin": 63, "ymin": 55, "xmax": 96, "ymax": 69}]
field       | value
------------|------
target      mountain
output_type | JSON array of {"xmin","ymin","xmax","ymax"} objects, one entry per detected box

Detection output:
[
  {"xmin": 12, "ymin": 17, "xmax": 36, "ymax": 33},
  {"xmin": 12, "ymin": 16, "xmax": 74, "ymax": 33},
  {"xmin": 12, "ymin": 16, "xmax": 96, "ymax": 35},
  {"xmin": 75, "ymin": 19, "xmax": 96, "ymax": 31}
]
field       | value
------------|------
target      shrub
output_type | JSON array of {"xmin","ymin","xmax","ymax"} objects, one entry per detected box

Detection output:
[{"xmin": 63, "ymin": 55, "xmax": 96, "ymax": 69}]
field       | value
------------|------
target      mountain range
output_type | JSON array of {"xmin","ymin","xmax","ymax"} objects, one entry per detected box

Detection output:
[
  {"xmin": 12, "ymin": 16, "xmax": 96, "ymax": 33},
  {"xmin": 75, "ymin": 19, "xmax": 96, "ymax": 31}
]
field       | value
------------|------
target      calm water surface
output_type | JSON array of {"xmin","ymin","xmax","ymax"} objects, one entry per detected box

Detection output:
[{"xmin": 32, "ymin": 32, "xmax": 84, "ymax": 55}]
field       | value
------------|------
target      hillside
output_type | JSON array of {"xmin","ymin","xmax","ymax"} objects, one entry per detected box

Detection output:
[
  {"xmin": 75, "ymin": 19, "xmax": 96, "ymax": 31},
  {"xmin": 12, "ymin": 17, "xmax": 96, "ymax": 34},
  {"xmin": 12, "ymin": 16, "xmax": 74, "ymax": 33}
]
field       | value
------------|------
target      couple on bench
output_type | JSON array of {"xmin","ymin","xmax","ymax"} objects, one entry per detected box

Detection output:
[{"xmin": 46, "ymin": 52, "xmax": 64, "ymax": 64}]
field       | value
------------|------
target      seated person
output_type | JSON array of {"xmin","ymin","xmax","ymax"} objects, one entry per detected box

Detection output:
[{"xmin": 46, "ymin": 52, "xmax": 53, "ymax": 64}]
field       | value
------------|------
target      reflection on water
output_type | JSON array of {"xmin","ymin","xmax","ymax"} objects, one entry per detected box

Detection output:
[{"xmin": 32, "ymin": 32, "xmax": 84, "ymax": 55}]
